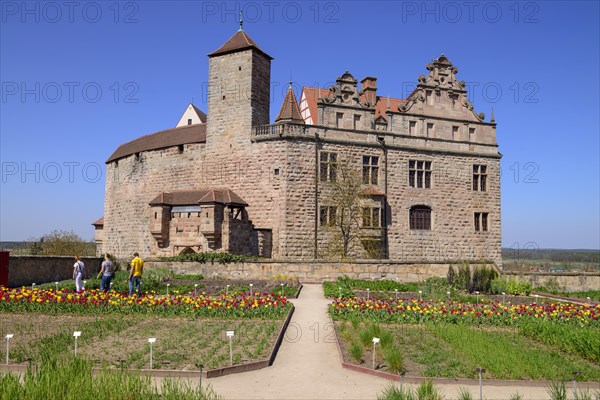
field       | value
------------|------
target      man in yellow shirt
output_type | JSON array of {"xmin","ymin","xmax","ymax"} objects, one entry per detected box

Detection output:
[{"xmin": 128, "ymin": 252, "xmax": 144, "ymax": 296}]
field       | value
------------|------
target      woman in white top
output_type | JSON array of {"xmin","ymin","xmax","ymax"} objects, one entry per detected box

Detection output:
[{"xmin": 73, "ymin": 256, "xmax": 85, "ymax": 292}]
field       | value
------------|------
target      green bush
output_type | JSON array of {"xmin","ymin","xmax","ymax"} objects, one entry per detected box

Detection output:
[
  {"xmin": 377, "ymin": 383, "xmax": 416, "ymax": 400},
  {"xmin": 384, "ymin": 346, "xmax": 405, "ymax": 374},
  {"xmin": 161, "ymin": 252, "xmax": 250, "ymax": 263},
  {"xmin": 457, "ymin": 388, "xmax": 473, "ymax": 400},
  {"xmin": 547, "ymin": 381, "xmax": 567, "ymax": 400},
  {"xmin": 323, "ymin": 276, "xmax": 420, "ymax": 298},
  {"xmin": 0, "ymin": 356, "xmax": 221, "ymax": 400},
  {"xmin": 491, "ymin": 277, "xmax": 532, "ymax": 295},
  {"xmin": 469, "ymin": 266, "xmax": 498, "ymax": 293},
  {"xmin": 381, "ymin": 382, "xmax": 445, "ymax": 400},
  {"xmin": 457, "ymin": 263, "xmax": 471, "ymax": 291},
  {"xmin": 415, "ymin": 380, "xmax": 444, "ymax": 400},
  {"xmin": 447, "ymin": 265, "xmax": 456, "ymax": 286},
  {"xmin": 349, "ymin": 342, "xmax": 363, "ymax": 363}
]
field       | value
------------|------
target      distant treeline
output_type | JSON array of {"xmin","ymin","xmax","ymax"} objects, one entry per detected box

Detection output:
[
  {"xmin": 1, "ymin": 231, "xmax": 96, "ymax": 257},
  {"xmin": 502, "ymin": 248, "xmax": 600, "ymax": 263}
]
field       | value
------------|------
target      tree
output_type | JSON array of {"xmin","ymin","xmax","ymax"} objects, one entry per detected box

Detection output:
[
  {"xmin": 29, "ymin": 230, "xmax": 94, "ymax": 256},
  {"xmin": 321, "ymin": 159, "xmax": 380, "ymax": 259}
]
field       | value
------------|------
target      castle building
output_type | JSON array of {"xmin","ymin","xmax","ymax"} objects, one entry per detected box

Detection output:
[{"xmin": 94, "ymin": 28, "xmax": 502, "ymax": 266}]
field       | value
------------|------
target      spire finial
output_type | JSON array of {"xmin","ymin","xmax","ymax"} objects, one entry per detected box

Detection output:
[
  {"xmin": 491, "ymin": 108, "xmax": 495, "ymax": 123},
  {"xmin": 238, "ymin": 11, "xmax": 243, "ymax": 31}
]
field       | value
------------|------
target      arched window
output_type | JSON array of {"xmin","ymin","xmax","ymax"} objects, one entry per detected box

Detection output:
[
  {"xmin": 410, "ymin": 205, "xmax": 431, "ymax": 230},
  {"xmin": 179, "ymin": 247, "xmax": 196, "ymax": 255}
]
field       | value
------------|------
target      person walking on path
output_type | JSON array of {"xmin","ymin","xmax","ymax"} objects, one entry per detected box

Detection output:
[
  {"xmin": 97, "ymin": 254, "xmax": 115, "ymax": 292},
  {"xmin": 128, "ymin": 252, "xmax": 144, "ymax": 296},
  {"xmin": 73, "ymin": 256, "xmax": 85, "ymax": 292}
]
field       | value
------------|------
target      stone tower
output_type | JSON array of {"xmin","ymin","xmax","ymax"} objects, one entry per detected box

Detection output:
[{"xmin": 206, "ymin": 28, "xmax": 272, "ymax": 152}]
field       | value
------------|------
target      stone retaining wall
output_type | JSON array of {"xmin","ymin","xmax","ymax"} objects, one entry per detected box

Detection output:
[
  {"xmin": 502, "ymin": 271, "xmax": 600, "ymax": 292},
  {"xmin": 6, "ymin": 256, "xmax": 597, "ymax": 292},
  {"xmin": 7, "ymin": 256, "xmax": 102, "ymax": 287},
  {"xmin": 144, "ymin": 259, "xmax": 460, "ymax": 282}
]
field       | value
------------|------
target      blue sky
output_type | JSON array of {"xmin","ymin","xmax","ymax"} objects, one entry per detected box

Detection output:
[{"xmin": 1, "ymin": 1, "xmax": 598, "ymax": 250}]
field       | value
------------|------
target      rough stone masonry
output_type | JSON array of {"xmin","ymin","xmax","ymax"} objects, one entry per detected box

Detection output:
[{"xmin": 94, "ymin": 28, "xmax": 502, "ymax": 269}]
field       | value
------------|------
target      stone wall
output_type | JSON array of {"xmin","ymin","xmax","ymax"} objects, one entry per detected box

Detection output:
[
  {"xmin": 502, "ymin": 271, "xmax": 600, "ymax": 293},
  {"xmin": 144, "ymin": 259, "xmax": 463, "ymax": 282},
  {"xmin": 103, "ymin": 142, "xmax": 205, "ymax": 259},
  {"xmin": 7, "ymin": 256, "xmax": 102, "ymax": 287},
  {"xmin": 99, "ymin": 36, "xmax": 502, "ymax": 265}
]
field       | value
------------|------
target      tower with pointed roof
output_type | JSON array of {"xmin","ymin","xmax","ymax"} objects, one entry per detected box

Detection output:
[
  {"xmin": 206, "ymin": 26, "xmax": 272, "ymax": 152},
  {"xmin": 96, "ymin": 29, "xmax": 502, "ymax": 270}
]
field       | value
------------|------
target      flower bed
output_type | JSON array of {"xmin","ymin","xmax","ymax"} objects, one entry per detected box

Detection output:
[
  {"xmin": 330, "ymin": 297, "xmax": 600, "ymax": 326},
  {"xmin": 0, "ymin": 287, "xmax": 291, "ymax": 319}
]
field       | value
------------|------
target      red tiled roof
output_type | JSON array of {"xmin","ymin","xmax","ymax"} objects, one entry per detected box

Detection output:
[
  {"xmin": 208, "ymin": 30, "xmax": 272, "ymax": 59},
  {"xmin": 106, "ymin": 124, "xmax": 206, "ymax": 163},
  {"xmin": 301, "ymin": 87, "xmax": 406, "ymax": 124},
  {"xmin": 92, "ymin": 216, "xmax": 104, "ymax": 226},
  {"xmin": 149, "ymin": 189, "xmax": 248, "ymax": 207},
  {"xmin": 374, "ymin": 96, "xmax": 407, "ymax": 120},
  {"xmin": 276, "ymin": 87, "xmax": 304, "ymax": 123},
  {"xmin": 302, "ymin": 87, "xmax": 331, "ymax": 124}
]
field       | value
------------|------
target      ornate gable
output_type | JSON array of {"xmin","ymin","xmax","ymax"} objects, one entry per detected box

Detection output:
[
  {"xmin": 399, "ymin": 54, "xmax": 486, "ymax": 122},
  {"xmin": 320, "ymin": 71, "xmax": 369, "ymax": 108}
]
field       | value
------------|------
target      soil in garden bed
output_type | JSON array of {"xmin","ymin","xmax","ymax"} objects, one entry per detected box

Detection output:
[{"xmin": 0, "ymin": 313, "xmax": 285, "ymax": 371}]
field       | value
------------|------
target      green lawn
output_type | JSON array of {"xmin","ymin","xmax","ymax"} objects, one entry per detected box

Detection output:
[{"xmin": 336, "ymin": 321, "xmax": 600, "ymax": 381}]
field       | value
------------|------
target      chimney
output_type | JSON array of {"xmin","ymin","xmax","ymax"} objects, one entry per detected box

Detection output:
[{"xmin": 361, "ymin": 76, "xmax": 377, "ymax": 106}]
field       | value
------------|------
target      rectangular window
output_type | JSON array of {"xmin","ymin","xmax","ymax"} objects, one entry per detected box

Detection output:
[
  {"xmin": 426, "ymin": 123, "xmax": 434, "ymax": 137},
  {"xmin": 362, "ymin": 207, "xmax": 381, "ymax": 228},
  {"xmin": 320, "ymin": 152, "xmax": 338, "ymax": 182},
  {"xmin": 469, "ymin": 127, "xmax": 476, "ymax": 137},
  {"xmin": 353, "ymin": 114, "xmax": 361, "ymax": 130},
  {"xmin": 452, "ymin": 125, "xmax": 459, "ymax": 140},
  {"xmin": 473, "ymin": 164, "xmax": 487, "ymax": 191},
  {"xmin": 409, "ymin": 160, "xmax": 432, "ymax": 188},
  {"xmin": 336, "ymin": 112, "xmax": 343, "ymax": 129},
  {"xmin": 362, "ymin": 156, "xmax": 379, "ymax": 185},
  {"xmin": 320, "ymin": 206, "xmax": 337, "ymax": 227},
  {"xmin": 187, "ymin": 118, "xmax": 192, "ymax": 125},
  {"xmin": 474, "ymin": 212, "xmax": 489, "ymax": 232},
  {"xmin": 409, "ymin": 121, "xmax": 417, "ymax": 135}
]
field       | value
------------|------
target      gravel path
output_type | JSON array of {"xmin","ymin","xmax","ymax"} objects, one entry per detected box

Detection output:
[{"xmin": 203, "ymin": 284, "xmax": 598, "ymax": 399}]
